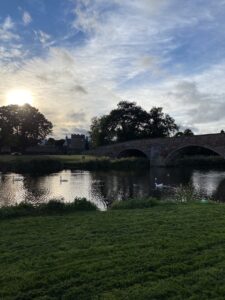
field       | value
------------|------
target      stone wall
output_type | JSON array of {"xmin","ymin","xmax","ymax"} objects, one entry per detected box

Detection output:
[{"xmin": 85, "ymin": 133, "xmax": 225, "ymax": 166}]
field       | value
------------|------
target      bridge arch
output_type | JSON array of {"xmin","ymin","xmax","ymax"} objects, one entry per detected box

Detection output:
[
  {"xmin": 117, "ymin": 148, "xmax": 148, "ymax": 159},
  {"xmin": 165, "ymin": 144, "xmax": 224, "ymax": 165}
]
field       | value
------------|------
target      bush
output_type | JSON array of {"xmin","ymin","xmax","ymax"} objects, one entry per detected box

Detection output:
[
  {"xmin": 111, "ymin": 198, "xmax": 158, "ymax": 210},
  {"xmin": 0, "ymin": 202, "xmax": 35, "ymax": 219},
  {"xmin": 0, "ymin": 198, "xmax": 98, "ymax": 219},
  {"xmin": 71, "ymin": 198, "xmax": 99, "ymax": 211},
  {"xmin": 64, "ymin": 157, "xmax": 150, "ymax": 171},
  {"xmin": 165, "ymin": 184, "xmax": 211, "ymax": 203},
  {"xmin": 40, "ymin": 199, "xmax": 66, "ymax": 213}
]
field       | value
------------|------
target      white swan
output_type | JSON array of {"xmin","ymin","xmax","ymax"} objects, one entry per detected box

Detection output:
[
  {"xmin": 12, "ymin": 176, "xmax": 23, "ymax": 182},
  {"xmin": 60, "ymin": 176, "xmax": 68, "ymax": 183},
  {"xmin": 154, "ymin": 177, "xmax": 164, "ymax": 189}
]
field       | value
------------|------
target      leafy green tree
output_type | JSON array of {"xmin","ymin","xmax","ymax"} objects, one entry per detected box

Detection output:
[
  {"xmin": 0, "ymin": 104, "xmax": 53, "ymax": 151},
  {"xmin": 89, "ymin": 101, "xmax": 178, "ymax": 147},
  {"xmin": 107, "ymin": 101, "xmax": 150, "ymax": 142}
]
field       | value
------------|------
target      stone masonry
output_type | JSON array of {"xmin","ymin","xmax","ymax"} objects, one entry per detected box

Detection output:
[{"xmin": 85, "ymin": 133, "xmax": 225, "ymax": 166}]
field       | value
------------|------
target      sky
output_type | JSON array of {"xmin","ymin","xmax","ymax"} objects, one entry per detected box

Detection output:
[{"xmin": 0, "ymin": 0, "xmax": 225, "ymax": 137}]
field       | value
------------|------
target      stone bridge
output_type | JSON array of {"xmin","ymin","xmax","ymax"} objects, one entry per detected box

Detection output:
[{"xmin": 86, "ymin": 133, "xmax": 225, "ymax": 166}]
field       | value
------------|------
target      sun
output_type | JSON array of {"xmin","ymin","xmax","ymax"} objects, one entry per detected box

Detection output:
[{"xmin": 6, "ymin": 89, "xmax": 33, "ymax": 106}]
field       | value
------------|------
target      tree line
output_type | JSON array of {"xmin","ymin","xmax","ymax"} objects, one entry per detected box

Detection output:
[
  {"xmin": 0, "ymin": 101, "xmax": 195, "ymax": 151},
  {"xmin": 89, "ymin": 101, "xmax": 194, "ymax": 147}
]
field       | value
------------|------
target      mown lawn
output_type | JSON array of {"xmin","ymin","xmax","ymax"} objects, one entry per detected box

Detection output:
[{"xmin": 1, "ymin": 204, "xmax": 225, "ymax": 299}]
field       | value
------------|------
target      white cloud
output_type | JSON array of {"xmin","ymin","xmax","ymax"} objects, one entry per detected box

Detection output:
[
  {"xmin": 22, "ymin": 11, "xmax": 32, "ymax": 25},
  {"xmin": 0, "ymin": 16, "xmax": 19, "ymax": 41},
  {"xmin": 1, "ymin": 0, "xmax": 225, "ymax": 137},
  {"xmin": 34, "ymin": 30, "xmax": 55, "ymax": 48}
]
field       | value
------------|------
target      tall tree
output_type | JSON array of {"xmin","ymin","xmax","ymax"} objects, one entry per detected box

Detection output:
[
  {"xmin": 0, "ymin": 104, "xmax": 53, "ymax": 150},
  {"xmin": 89, "ymin": 101, "xmax": 178, "ymax": 147},
  {"xmin": 144, "ymin": 107, "xmax": 178, "ymax": 138}
]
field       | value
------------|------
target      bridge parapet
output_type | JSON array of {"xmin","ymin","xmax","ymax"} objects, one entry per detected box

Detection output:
[{"xmin": 85, "ymin": 134, "xmax": 225, "ymax": 166}]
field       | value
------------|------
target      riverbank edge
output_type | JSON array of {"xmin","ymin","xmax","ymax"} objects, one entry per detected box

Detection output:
[
  {"xmin": 0, "ymin": 197, "xmax": 215, "ymax": 220},
  {"xmin": 0, "ymin": 155, "xmax": 150, "ymax": 173},
  {"xmin": 0, "ymin": 155, "xmax": 225, "ymax": 173}
]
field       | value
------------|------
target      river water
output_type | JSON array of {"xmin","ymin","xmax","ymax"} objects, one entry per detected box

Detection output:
[{"xmin": 1, "ymin": 168, "xmax": 225, "ymax": 210}]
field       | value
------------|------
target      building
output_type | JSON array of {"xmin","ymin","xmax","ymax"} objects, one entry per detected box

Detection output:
[{"xmin": 64, "ymin": 134, "xmax": 86, "ymax": 154}]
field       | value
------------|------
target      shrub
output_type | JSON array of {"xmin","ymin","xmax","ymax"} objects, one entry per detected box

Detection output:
[
  {"xmin": 71, "ymin": 198, "xmax": 98, "ymax": 211},
  {"xmin": 40, "ymin": 199, "xmax": 66, "ymax": 213},
  {"xmin": 0, "ymin": 202, "xmax": 35, "ymax": 219},
  {"xmin": 0, "ymin": 198, "xmax": 98, "ymax": 219},
  {"xmin": 166, "ymin": 184, "xmax": 211, "ymax": 203}
]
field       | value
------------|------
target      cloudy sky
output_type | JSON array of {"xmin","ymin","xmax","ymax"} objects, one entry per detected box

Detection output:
[{"xmin": 0, "ymin": 0, "xmax": 225, "ymax": 137}]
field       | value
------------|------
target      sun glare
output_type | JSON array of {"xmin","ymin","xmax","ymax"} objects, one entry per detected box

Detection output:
[{"xmin": 6, "ymin": 89, "xmax": 33, "ymax": 106}]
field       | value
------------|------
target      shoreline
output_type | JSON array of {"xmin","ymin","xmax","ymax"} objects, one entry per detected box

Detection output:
[{"xmin": 0, "ymin": 154, "xmax": 225, "ymax": 173}]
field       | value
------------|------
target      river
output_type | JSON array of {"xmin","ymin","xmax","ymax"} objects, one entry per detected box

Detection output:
[{"xmin": 0, "ymin": 167, "xmax": 225, "ymax": 210}]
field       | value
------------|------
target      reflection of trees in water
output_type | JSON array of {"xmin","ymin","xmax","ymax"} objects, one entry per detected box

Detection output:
[
  {"xmin": 23, "ymin": 176, "xmax": 51, "ymax": 204},
  {"xmin": 0, "ymin": 175, "xmax": 26, "ymax": 206},
  {"xmin": 2, "ymin": 168, "xmax": 225, "ymax": 208},
  {"xmin": 90, "ymin": 171, "xmax": 151, "ymax": 207},
  {"xmin": 88, "ymin": 168, "xmax": 195, "ymax": 208}
]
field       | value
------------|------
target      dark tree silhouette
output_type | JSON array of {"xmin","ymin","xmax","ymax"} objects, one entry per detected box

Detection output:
[
  {"xmin": 90, "ymin": 101, "xmax": 178, "ymax": 147},
  {"xmin": 175, "ymin": 128, "xmax": 194, "ymax": 137},
  {"xmin": 0, "ymin": 104, "xmax": 53, "ymax": 151}
]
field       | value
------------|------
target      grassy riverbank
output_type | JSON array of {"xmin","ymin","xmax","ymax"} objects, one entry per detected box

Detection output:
[
  {"xmin": 0, "ymin": 155, "xmax": 150, "ymax": 173},
  {"xmin": 1, "ymin": 202, "xmax": 225, "ymax": 299}
]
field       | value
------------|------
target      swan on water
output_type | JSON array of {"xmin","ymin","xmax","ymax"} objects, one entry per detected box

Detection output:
[
  {"xmin": 12, "ymin": 176, "xmax": 23, "ymax": 182},
  {"xmin": 60, "ymin": 176, "xmax": 68, "ymax": 182},
  {"xmin": 154, "ymin": 178, "xmax": 164, "ymax": 189}
]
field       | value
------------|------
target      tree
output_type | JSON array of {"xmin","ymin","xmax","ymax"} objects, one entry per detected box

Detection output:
[
  {"xmin": 0, "ymin": 104, "xmax": 53, "ymax": 151},
  {"xmin": 144, "ymin": 107, "xmax": 178, "ymax": 138},
  {"xmin": 55, "ymin": 139, "xmax": 65, "ymax": 147},
  {"xmin": 46, "ymin": 138, "xmax": 55, "ymax": 145},
  {"xmin": 89, "ymin": 101, "xmax": 178, "ymax": 147},
  {"xmin": 89, "ymin": 116, "xmax": 114, "ymax": 148},
  {"xmin": 175, "ymin": 128, "xmax": 194, "ymax": 137}
]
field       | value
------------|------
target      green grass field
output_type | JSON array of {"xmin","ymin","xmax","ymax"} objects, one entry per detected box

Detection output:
[{"xmin": 1, "ymin": 203, "xmax": 225, "ymax": 299}]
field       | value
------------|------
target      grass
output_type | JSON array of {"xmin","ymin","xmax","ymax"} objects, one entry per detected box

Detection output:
[
  {"xmin": 1, "ymin": 202, "xmax": 225, "ymax": 299},
  {"xmin": 111, "ymin": 198, "xmax": 158, "ymax": 209},
  {"xmin": 0, "ymin": 155, "xmax": 150, "ymax": 172}
]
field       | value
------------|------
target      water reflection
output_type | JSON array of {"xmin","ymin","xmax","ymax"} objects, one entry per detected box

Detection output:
[{"xmin": 1, "ymin": 168, "xmax": 225, "ymax": 209}]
